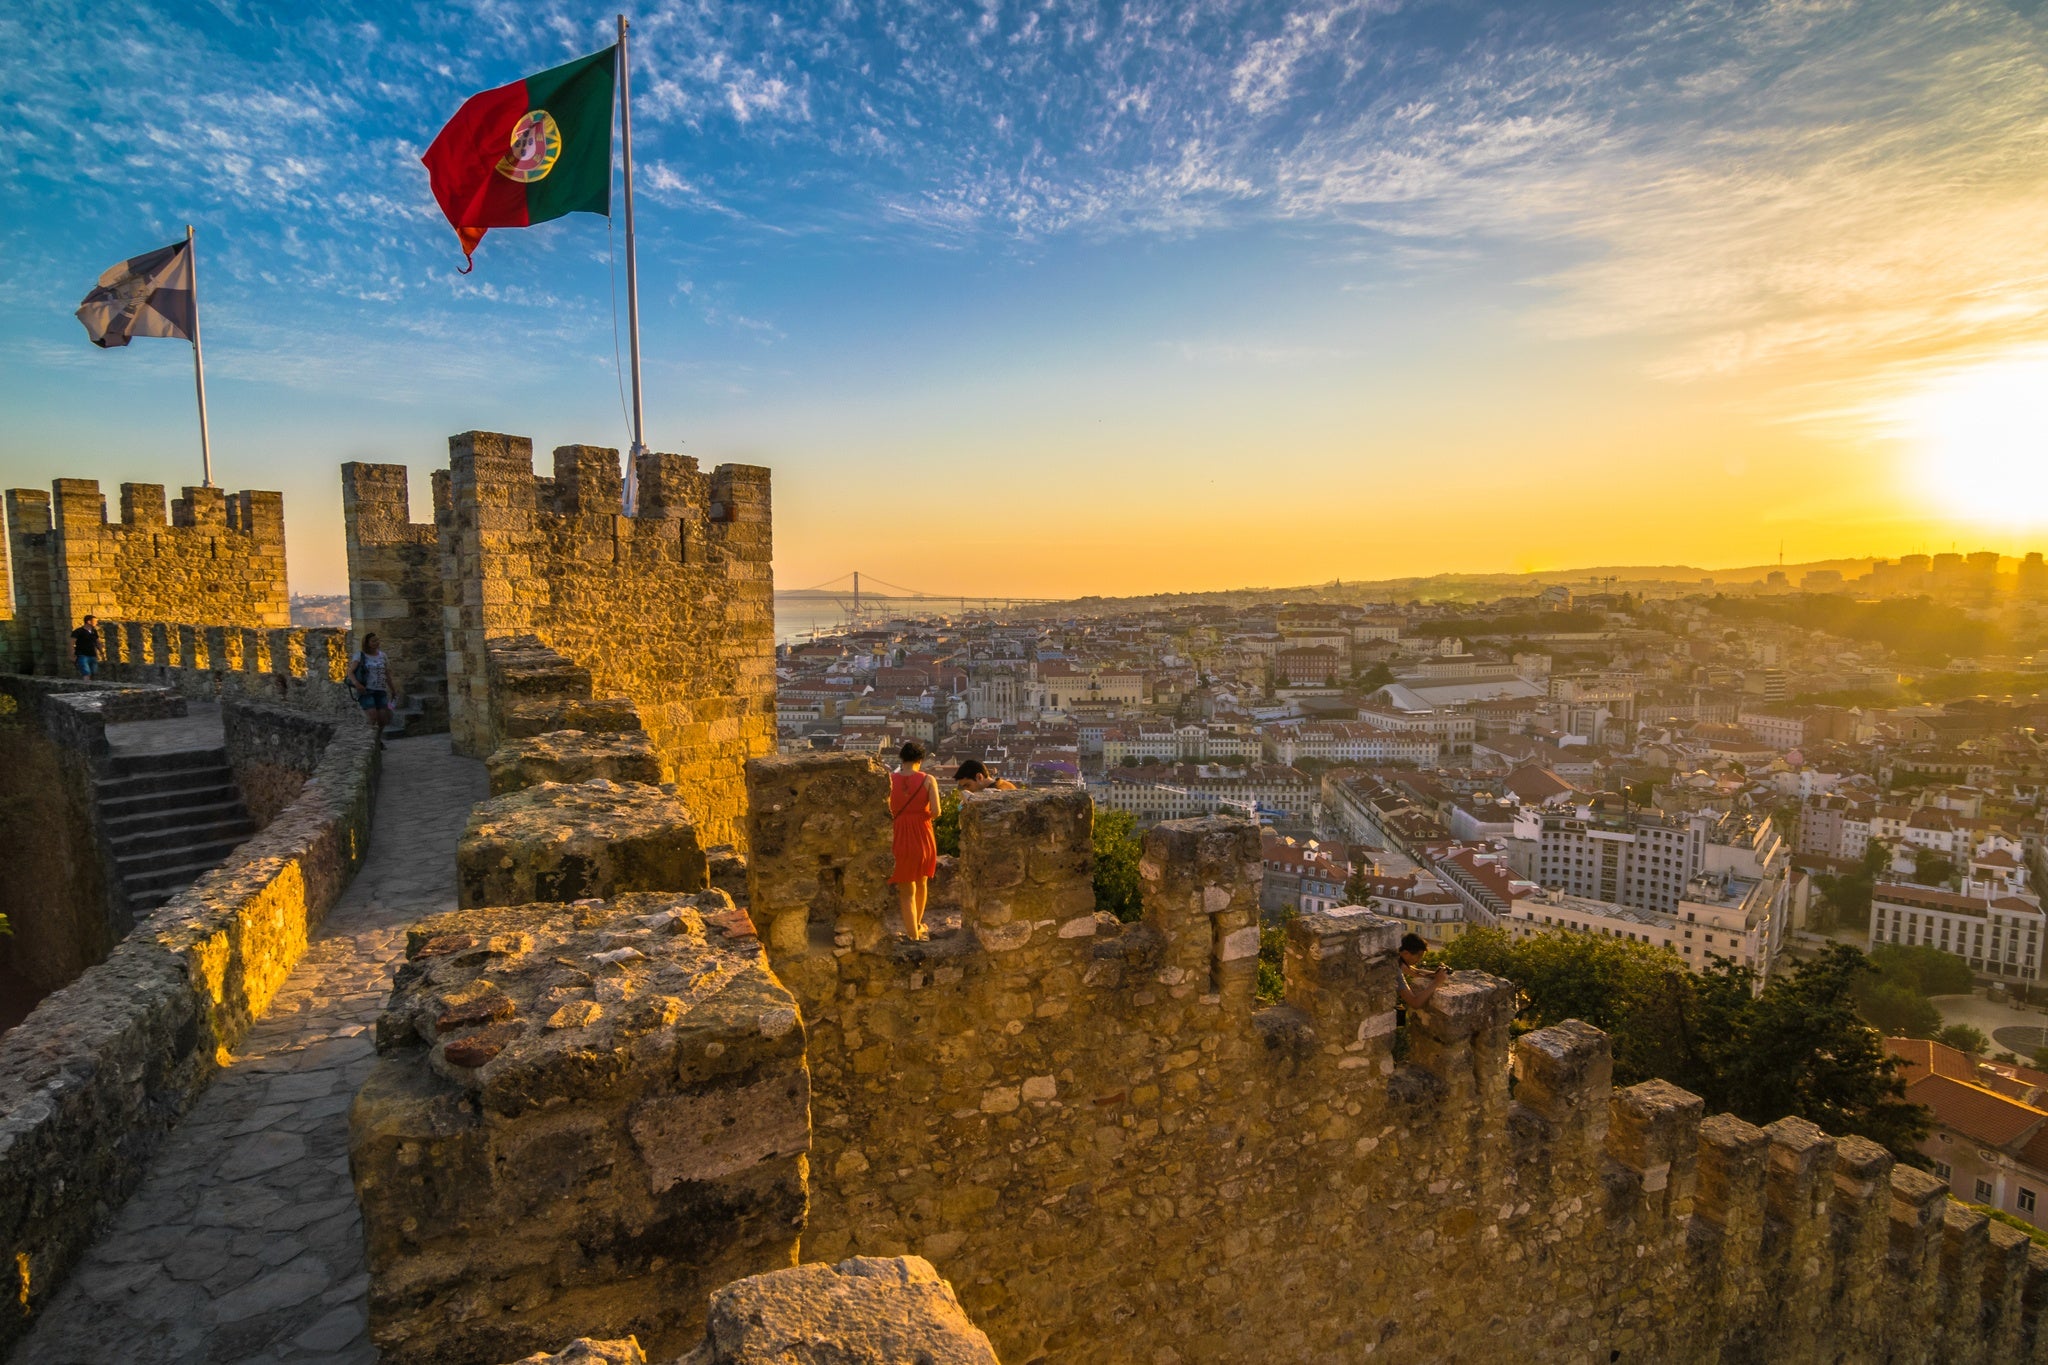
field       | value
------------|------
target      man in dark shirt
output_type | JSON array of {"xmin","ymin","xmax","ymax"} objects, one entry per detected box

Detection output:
[{"xmin": 71, "ymin": 615, "xmax": 101, "ymax": 678}]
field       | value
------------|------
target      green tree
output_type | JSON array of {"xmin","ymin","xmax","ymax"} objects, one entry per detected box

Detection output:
[
  {"xmin": 1856, "ymin": 982, "xmax": 1941, "ymax": 1039},
  {"xmin": 1911, "ymin": 847, "xmax": 1959, "ymax": 887},
  {"xmin": 2032, "ymin": 1046, "xmax": 2048, "ymax": 1072},
  {"xmin": 1867, "ymin": 943, "xmax": 1974, "ymax": 996},
  {"xmin": 1092, "ymin": 808, "xmax": 1144, "ymax": 923},
  {"xmin": 934, "ymin": 790, "xmax": 962, "ymax": 858},
  {"xmin": 1722, "ymin": 945, "xmax": 1931, "ymax": 1160},
  {"xmin": 1353, "ymin": 663, "xmax": 1394, "ymax": 690},
  {"xmin": 1445, "ymin": 931, "xmax": 1931, "ymax": 1161},
  {"xmin": 1936, "ymin": 1023, "xmax": 1991, "ymax": 1056}
]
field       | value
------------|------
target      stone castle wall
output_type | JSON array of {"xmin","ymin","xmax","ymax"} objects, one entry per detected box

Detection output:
[
  {"xmin": 0, "ymin": 641, "xmax": 376, "ymax": 1358},
  {"xmin": 344, "ymin": 433, "xmax": 775, "ymax": 847},
  {"xmin": 341, "ymin": 461, "xmax": 449, "ymax": 732},
  {"xmin": 743, "ymin": 752, "xmax": 2048, "ymax": 1365},
  {"xmin": 4, "ymin": 478, "xmax": 288, "ymax": 674},
  {"xmin": 0, "ymin": 678, "xmax": 170, "ymax": 996}
]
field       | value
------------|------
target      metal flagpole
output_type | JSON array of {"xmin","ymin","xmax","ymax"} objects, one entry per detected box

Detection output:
[
  {"xmin": 617, "ymin": 14, "xmax": 646, "ymax": 514},
  {"xmin": 187, "ymin": 224, "xmax": 216, "ymax": 487}
]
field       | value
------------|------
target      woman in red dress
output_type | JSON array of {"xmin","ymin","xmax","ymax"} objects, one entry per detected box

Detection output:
[{"xmin": 888, "ymin": 740, "xmax": 941, "ymax": 940}]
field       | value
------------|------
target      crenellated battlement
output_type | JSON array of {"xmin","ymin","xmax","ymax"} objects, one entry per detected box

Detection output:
[
  {"xmin": 89, "ymin": 615, "xmax": 359, "ymax": 715},
  {"xmin": 344, "ymin": 431, "xmax": 775, "ymax": 846},
  {"xmin": 3, "ymin": 475, "xmax": 288, "ymax": 675},
  {"xmin": 737, "ymin": 750, "xmax": 2048, "ymax": 1364}
]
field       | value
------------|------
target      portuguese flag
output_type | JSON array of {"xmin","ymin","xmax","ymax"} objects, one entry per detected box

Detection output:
[{"xmin": 422, "ymin": 46, "xmax": 616, "ymax": 271}]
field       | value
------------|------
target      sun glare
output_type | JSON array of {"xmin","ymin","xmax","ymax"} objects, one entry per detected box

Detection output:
[{"xmin": 1886, "ymin": 348, "xmax": 2048, "ymax": 526}]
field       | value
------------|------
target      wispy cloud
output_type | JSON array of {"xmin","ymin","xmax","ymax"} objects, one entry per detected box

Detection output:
[{"xmin": 2, "ymin": 0, "xmax": 2042, "ymax": 406}]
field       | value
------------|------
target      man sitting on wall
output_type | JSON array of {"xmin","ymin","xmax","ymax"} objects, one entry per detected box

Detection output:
[
  {"xmin": 953, "ymin": 759, "xmax": 1016, "ymax": 793},
  {"xmin": 71, "ymin": 615, "xmax": 101, "ymax": 678}
]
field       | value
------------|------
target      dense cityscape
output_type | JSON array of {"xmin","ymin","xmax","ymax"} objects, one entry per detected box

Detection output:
[{"xmin": 776, "ymin": 553, "xmax": 2048, "ymax": 1235}]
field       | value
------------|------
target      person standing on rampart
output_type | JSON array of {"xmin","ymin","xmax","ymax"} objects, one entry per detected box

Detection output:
[
  {"xmin": 348, "ymin": 632, "xmax": 401, "ymax": 747},
  {"xmin": 71, "ymin": 615, "xmax": 102, "ymax": 678},
  {"xmin": 889, "ymin": 740, "xmax": 940, "ymax": 940}
]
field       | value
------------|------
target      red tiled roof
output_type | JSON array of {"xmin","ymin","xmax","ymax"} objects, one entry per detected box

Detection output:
[
  {"xmin": 1884, "ymin": 1037, "xmax": 1978, "ymax": 1085},
  {"xmin": 1902, "ymin": 1073, "xmax": 2048, "ymax": 1148}
]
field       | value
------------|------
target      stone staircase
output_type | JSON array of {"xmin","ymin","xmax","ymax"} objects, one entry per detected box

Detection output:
[{"xmin": 95, "ymin": 748, "xmax": 258, "ymax": 916}]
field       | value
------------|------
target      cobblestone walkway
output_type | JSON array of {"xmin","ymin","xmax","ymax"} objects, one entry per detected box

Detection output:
[{"xmin": 15, "ymin": 734, "xmax": 486, "ymax": 1365}]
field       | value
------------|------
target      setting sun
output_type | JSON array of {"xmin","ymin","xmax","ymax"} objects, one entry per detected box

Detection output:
[{"xmin": 1889, "ymin": 347, "xmax": 2048, "ymax": 527}]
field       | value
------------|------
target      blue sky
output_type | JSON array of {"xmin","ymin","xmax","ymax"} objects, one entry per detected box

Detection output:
[{"xmin": 4, "ymin": 0, "xmax": 2046, "ymax": 597}]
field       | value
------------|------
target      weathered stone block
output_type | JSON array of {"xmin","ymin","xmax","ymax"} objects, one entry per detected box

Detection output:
[
  {"xmin": 486, "ymin": 730, "xmax": 664, "ymax": 795},
  {"xmin": 680, "ymin": 1256, "xmax": 1000, "ymax": 1365},
  {"xmin": 458, "ymin": 781, "xmax": 708, "ymax": 909},
  {"xmin": 353, "ymin": 892, "xmax": 810, "ymax": 1365}
]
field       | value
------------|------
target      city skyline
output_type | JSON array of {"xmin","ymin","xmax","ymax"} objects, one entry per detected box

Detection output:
[{"xmin": 4, "ymin": 0, "xmax": 2045, "ymax": 598}]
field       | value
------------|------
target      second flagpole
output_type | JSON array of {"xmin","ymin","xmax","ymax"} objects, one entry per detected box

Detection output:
[
  {"xmin": 617, "ymin": 14, "xmax": 646, "ymax": 514},
  {"xmin": 187, "ymin": 224, "xmax": 216, "ymax": 488}
]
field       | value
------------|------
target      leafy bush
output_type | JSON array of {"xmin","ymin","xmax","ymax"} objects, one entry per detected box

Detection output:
[
  {"xmin": 1092, "ymin": 808, "xmax": 1144, "ymax": 923},
  {"xmin": 1255, "ymin": 911, "xmax": 1295, "ymax": 1006},
  {"xmin": 934, "ymin": 790, "xmax": 962, "ymax": 858},
  {"xmin": 1936, "ymin": 1023, "xmax": 1990, "ymax": 1056}
]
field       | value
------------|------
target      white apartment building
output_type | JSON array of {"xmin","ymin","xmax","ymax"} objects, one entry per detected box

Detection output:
[
  {"xmin": 1534, "ymin": 806, "xmax": 1709, "ymax": 915},
  {"xmin": 1353, "ymin": 707, "xmax": 1475, "ymax": 760},
  {"xmin": 1737, "ymin": 709, "xmax": 1809, "ymax": 751},
  {"xmin": 1103, "ymin": 723, "xmax": 1257, "ymax": 766},
  {"xmin": 1093, "ymin": 764, "xmax": 1315, "ymax": 825},
  {"xmin": 1263, "ymin": 722, "xmax": 1439, "ymax": 767},
  {"xmin": 1509, "ymin": 866, "xmax": 1785, "ymax": 977},
  {"xmin": 1869, "ymin": 881, "xmax": 2045, "ymax": 985}
]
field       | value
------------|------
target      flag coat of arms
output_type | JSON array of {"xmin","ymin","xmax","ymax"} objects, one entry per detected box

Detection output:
[
  {"xmin": 422, "ymin": 46, "xmax": 616, "ymax": 269},
  {"xmin": 76, "ymin": 239, "xmax": 197, "ymax": 347}
]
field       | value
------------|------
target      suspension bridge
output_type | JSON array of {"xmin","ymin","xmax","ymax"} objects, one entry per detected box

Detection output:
[{"xmin": 776, "ymin": 571, "xmax": 1056, "ymax": 638}]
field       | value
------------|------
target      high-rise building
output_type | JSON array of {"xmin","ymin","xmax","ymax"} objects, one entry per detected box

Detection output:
[{"xmin": 1534, "ymin": 801, "xmax": 1708, "ymax": 914}]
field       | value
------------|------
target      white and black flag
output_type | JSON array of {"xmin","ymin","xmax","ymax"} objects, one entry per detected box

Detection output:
[{"xmin": 76, "ymin": 239, "xmax": 197, "ymax": 347}]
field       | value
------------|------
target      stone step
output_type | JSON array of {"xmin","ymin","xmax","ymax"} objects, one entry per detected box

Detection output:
[
  {"xmin": 107, "ymin": 814, "xmax": 258, "ymax": 857},
  {"xmin": 95, "ymin": 763, "xmax": 235, "ymax": 799},
  {"xmin": 120, "ymin": 863, "xmax": 218, "ymax": 908},
  {"xmin": 97, "ymin": 781, "xmax": 241, "ymax": 821},
  {"xmin": 106, "ymin": 746, "xmax": 230, "ymax": 777},
  {"xmin": 116, "ymin": 837, "xmax": 248, "ymax": 881},
  {"xmin": 121, "ymin": 856, "xmax": 236, "ymax": 899},
  {"xmin": 101, "ymin": 797, "xmax": 251, "ymax": 837}
]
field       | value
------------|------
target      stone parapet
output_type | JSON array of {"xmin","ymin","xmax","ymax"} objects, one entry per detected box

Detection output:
[
  {"xmin": 96, "ymin": 616, "xmax": 360, "ymax": 716},
  {"xmin": 352, "ymin": 892, "xmax": 809, "ymax": 1365},
  {"xmin": 486, "ymin": 729, "xmax": 665, "ymax": 795},
  {"xmin": 457, "ymin": 780, "xmax": 709, "ymax": 909}
]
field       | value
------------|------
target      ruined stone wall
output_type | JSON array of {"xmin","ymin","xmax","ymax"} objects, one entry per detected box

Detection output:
[
  {"xmin": 745, "ymin": 752, "xmax": 2048, "ymax": 1365},
  {"xmin": 434, "ymin": 432, "xmax": 774, "ymax": 847},
  {"xmin": 3, "ymin": 478, "xmax": 288, "ymax": 675},
  {"xmin": 342, "ymin": 462, "xmax": 449, "ymax": 731},
  {"xmin": 0, "ymin": 643, "xmax": 376, "ymax": 1358},
  {"xmin": 0, "ymin": 678, "xmax": 144, "ymax": 998}
]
